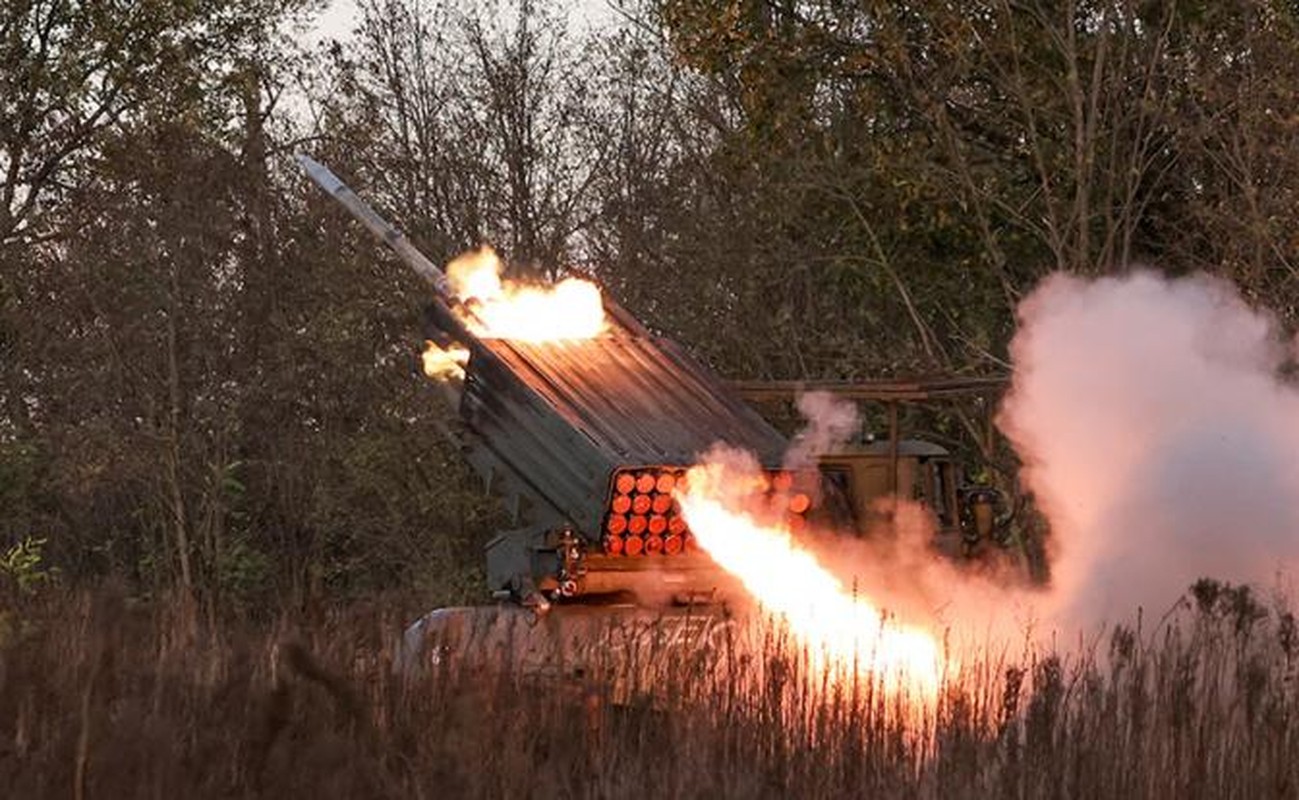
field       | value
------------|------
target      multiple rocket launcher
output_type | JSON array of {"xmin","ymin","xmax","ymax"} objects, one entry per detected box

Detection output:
[
  {"xmin": 600, "ymin": 467, "xmax": 812, "ymax": 558},
  {"xmin": 297, "ymin": 156, "xmax": 801, "ymax": 605}
]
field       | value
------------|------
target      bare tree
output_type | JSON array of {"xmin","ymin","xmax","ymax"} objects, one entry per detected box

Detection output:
[{"xmin": 324, "ymin": 0, "xmax": 609, "ymax": 276}]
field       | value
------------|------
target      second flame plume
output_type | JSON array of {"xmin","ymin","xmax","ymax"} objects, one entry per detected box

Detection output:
[{"xmin": 676, "ymin": 446, "xmax": 942, "ymax": 696}]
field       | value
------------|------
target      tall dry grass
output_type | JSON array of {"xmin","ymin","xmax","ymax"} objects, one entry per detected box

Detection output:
[{"xmin": 1, "ymin": 580, "xmax": 1296, "ymax": 798}]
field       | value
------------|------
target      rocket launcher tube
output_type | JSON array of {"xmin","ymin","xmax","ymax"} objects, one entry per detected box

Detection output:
[
  {"xmin": 295, "ymin": 154, "xmax": 455, "ymax": 300},
  {"xmin": 295, "ymin": 154, "xmax": 657, "ymax": 343},
  {"xmin": 296, "ymin": 153, "xmax": 486, "ymax": 355}
]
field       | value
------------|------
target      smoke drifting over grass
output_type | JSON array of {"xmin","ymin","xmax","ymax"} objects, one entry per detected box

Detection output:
[
  {"xmin": 771, "ymin": 270, "xmax": 1299, "ymax": 642},
  {"xmin": 1001, "ymin": 270, "xmax": 1299, "ymax": 627},
  {"xmin": 695, "ymin": 270, "xmax": 1299, "ymax": 649}
]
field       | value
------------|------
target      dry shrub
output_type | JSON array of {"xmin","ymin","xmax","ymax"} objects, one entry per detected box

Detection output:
[{"xmin": 1, "ymin": 583, "xmax": 1297, "ymax": 798}]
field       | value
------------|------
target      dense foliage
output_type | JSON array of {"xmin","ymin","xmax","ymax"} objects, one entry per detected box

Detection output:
[{"xmin": 2, "ymin": 0, "xmax": 1298, "ymax": 607}]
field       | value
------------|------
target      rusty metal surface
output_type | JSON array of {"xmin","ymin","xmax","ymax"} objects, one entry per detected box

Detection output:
[
  {"xmin": 483, "ymin": 326, "xmax": 786, "ymax": 466},
  {"xmin": 455, "ymin": 314, "xmax": 787, "ymax": 540},
  {"xmin": 730, "ymin": 376, "xmax": 1006, "ymax": 402}
]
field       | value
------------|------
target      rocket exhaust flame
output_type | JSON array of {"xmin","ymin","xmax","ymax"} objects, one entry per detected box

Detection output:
[
  {"xmin": 294, "ymin": 156, "xmax": 605, "ymax": 350},
  {"xmin": 418, "ymin": 247, "xmax": 607, "ymax": 383},
  {"xmin": 676, "ymin": 447, "xmax": 942, "ymax": 695},
  {"xmin": 421, "ymin": 341, "xmax": 469, "ymax": 381},
  {"xmin": 446, "ymin": 247, "xmax": 605, "ymax": 342}
]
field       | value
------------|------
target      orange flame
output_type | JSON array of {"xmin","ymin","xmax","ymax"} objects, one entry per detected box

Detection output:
[
  {"xmin": 446, "ymin": 247, "xmax": 605, "ymax": 341},
  {"xmin": 421, "ymin": 341, "xmax": 469, "ymax": 380},
  {"xmin": 676, "ymin": 452, "xmax": 942, "ymax": 695}
]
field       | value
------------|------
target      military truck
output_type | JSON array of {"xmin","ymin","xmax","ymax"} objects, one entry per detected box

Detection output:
[
  {"xmin": 731, "ymin": 378, "xmax": 1006, "ymax": 559},
  {"xmin": 297, "ymin": 156, "xmax": 1004, "ymax": 617}
]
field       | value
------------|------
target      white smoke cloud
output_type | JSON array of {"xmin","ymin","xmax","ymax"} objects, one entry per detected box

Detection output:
[
  {"xmin": 784, "ymin": 391, "xmax": 862, "ymax": 472},
  {"xmin": 692, "ymin": 271, "xmax": 1299, "ymax": 653},
  {"xmin": 1000, "ymin": 270, "xmax": 1299, "ymax": 628}
]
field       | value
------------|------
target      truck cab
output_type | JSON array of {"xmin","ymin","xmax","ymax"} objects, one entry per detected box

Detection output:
[
  {"xmin": 818, "ymin": 440, "xmax": 958, "ymax": 528},
  {"xmin": 731, "ymin": 379, "xmax": 1005, "ymax": 557},
  {"xmin": 814, "ymin": 439, "xmax": 976, "ymax": 557}
]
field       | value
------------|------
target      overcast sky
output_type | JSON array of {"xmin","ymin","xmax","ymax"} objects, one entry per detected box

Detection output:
[
  {"xmin": 306, "ymin": 0, "xmax": 619, "ymax": 44},
  {"xmin": 313, "ymin": 0, "xmax": 359, "ymax": 42}
]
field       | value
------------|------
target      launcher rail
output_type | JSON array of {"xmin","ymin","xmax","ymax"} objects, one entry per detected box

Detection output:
[{"xmin": 298, "ymin": 156, "xmax": 787, "ymax": 607}]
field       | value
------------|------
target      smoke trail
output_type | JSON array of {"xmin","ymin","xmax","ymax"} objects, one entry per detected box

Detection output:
[
  {"xmin": 1000, "ymin": 270, "xmax": 1299, "ymax": 627},
  {"xmin": 784, "ymin": 391, "xmax": 861, "ymax": 472}
]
